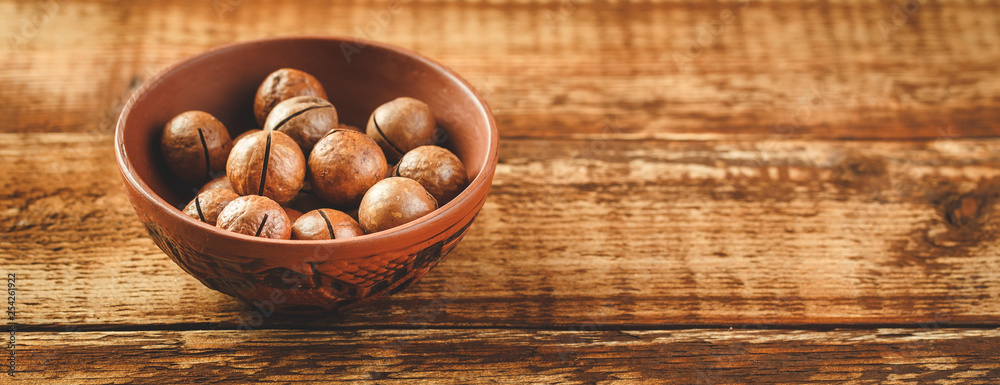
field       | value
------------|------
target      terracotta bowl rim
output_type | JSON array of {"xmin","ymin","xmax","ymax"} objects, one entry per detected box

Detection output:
[{"xmin": 114, "ymin": 35, "xmax": 499, "ymax": 248}]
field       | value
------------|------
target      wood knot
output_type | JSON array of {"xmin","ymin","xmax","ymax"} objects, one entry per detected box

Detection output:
[
  {"xmin": 945, "ymin": 195, "xmax": 982, "ymax": 227},
  {"xmin": 922, "ymin": 188, "xmax": 996, "ymax": 250},
  {"xmin": 842, "ymin": 156, "xmax": 886, "ymax": 177},
  {"xmin": 834, "ymin": 153, "xmax": 887, "ymax": 177},
  {"xmin": 832, "ymin": 153, "xmax": 888, "ymax": 191}
]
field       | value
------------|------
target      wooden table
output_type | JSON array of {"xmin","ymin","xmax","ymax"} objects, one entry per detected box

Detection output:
[{"xmin": 3, "ymin": 0, "xmax": 1000, "ymax": 383}]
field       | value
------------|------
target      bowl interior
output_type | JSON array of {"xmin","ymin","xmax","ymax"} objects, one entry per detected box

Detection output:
[{"xmin": 121, "ymin": 37, "xmax": 492, "ymax": 210}]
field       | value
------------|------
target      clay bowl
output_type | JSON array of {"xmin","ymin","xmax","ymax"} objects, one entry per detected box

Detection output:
[{"xmin": 114, "ymin": 36, "xmax": 498, "ymax": 314}]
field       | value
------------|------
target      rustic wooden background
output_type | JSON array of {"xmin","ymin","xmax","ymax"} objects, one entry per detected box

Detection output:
[{"xmin": 3, "ymin": 0, "xmax": 1000, "ymax": 383}]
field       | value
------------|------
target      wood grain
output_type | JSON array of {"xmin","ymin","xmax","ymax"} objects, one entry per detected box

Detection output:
[
  {"xmin": 3, "ymin": 133, "xmax": 998, "ymax": 328},
  {"xmin": 3, "ymin": 0, "xmax": 1000, "ymax": 381},
  {"xmin": 9, "ymin": 328, "xmax": 1000, "ymax": 384},
  {"xmin": 2, "ymin": 1, "xmax": 999, "ymax": 139}
]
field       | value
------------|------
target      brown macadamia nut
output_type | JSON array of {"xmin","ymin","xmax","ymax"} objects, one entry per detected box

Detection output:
[
  {"xmin": 309, "ymin": 130, "xmax": 388, "ymax": 207},
  {"xmin": 227, "ymin": 130, "xmax": 305, "ymax": 205},
  {"xmin": 183, "ymin": 188, "xmax": 239, "ymax": 226},
  {"xmin": 263, "ymin": 96, "xmax": 338, "ymax": 153},
  {"xmin": 216, "ymin": 195, "xmax": 291, "ymax": 239},
  {"xmin": 199, "ymin": 174, "xmax": 233, "ymax": 193},
  {"xmin": 233, "ymin": 128, "xmax": 263, "ymax": 144},
  {"xmin": 284, "ymin": 207, "xmax": 304, "ymax": 223},
  {"xmin": 366, "ymin": 97, "xmax": 436, "ymax": 163},
  {"xmin": 394, "ymin": 145, "xmax": 468, "ymax": 204},
  {"xmin": 358, "ymin": 177, "xmax": 438, "ymax": 233},
  {"xmin": 254, "ymin": 68, "xmax": 327, "ymax": 127},
  {"xmin": 291, "ymin": 209, "xmax": 363, "ymax": 240},
  {"xmin": 343, "ymin": 207, "xmax": 360, "ymax": 223},
  {"xmin": 161, "ymin": 111, "xmax": 233, "ymax": 183}
]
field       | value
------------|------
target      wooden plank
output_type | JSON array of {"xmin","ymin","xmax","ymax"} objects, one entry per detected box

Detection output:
[
  {"xmin": 7, "ymin": 328, "xmax": 1000, "ymax": 383},
  {"xmin": 2, "ymin": 133, "xmax": 999, "ymax": 328},
  {"xmin": 1, "ymin": 1, "xmax": 999, "ymax": 139}
]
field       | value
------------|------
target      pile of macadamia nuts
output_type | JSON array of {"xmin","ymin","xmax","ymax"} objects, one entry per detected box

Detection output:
[{"xmin": 159, "ymin": 68, "xmax": 469, "ymax": 240}]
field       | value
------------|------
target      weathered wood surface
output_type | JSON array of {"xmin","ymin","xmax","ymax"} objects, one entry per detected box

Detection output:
[
  {"xmin": 3, "ymin": 0, "xmax": 1000, "ymax": 382},
  {"xmin": 10, "ymin": 328, "xmax": 1000, "ymax": 384},
  {"xmin": 3, "ymin": 134, "xmax": 999, "ymax": 329},
  {"xmin": 1, "ymin": 0, "xmax": 999, "ymax": 140}
]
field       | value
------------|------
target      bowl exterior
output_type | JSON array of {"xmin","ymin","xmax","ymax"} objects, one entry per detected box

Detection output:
[{"xmin": 122, "ymin": 169, "xmax": 490, "ymax": 314}]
